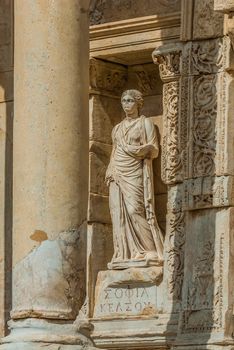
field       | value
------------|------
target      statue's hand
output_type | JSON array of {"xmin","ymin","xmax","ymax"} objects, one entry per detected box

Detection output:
[{"xmin": 136, "ymin": 144, "xmax": 157, "ymax": 159}]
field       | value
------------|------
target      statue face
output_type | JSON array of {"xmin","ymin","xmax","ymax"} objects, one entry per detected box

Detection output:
[{"xmin": 121, "ymin": 94, "xmax": 138, "ymax": 117}]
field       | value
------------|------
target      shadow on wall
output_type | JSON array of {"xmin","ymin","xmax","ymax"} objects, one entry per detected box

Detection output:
[{"xmin": 0, "ymin": 0, "xmax": 14, "ymax": 337}]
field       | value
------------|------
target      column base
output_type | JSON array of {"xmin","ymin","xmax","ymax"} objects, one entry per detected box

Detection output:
[
  {"xmin": 0, "ymin": 343, "xmax": 98, "ymax": 350},
  {"xmin": 0, "ymin": 319, "xmax": 100, "ymax": 350}
]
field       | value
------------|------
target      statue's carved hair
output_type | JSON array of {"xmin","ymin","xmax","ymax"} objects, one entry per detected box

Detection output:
[{"xmin": 121, "ymin": 89, "xmax": 144, "ymax": 110}]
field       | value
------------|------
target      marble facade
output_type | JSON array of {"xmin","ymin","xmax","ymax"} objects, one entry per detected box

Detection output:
[{"xmin": 1, "ymin": 0, "xmax": 234, "ymax": 349}]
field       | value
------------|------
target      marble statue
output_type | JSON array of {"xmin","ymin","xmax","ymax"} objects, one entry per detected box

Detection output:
[{"xmin": 105, "ymin": 89, "xmax": 164, "ymax": 269}]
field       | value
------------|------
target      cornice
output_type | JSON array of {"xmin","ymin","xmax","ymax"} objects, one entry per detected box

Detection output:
[
  {"xmin": 90, "ymin": 13, "xmax": 181, "ymax": 40},
  {"xmin": 89, "ymin": 13, "xmax": 181, "ymax": 58}
]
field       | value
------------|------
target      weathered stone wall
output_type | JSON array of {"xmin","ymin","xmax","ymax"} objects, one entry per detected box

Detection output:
[{"xmin": 153, "ymin": 1, "xmax": 234, "ymax": 348}]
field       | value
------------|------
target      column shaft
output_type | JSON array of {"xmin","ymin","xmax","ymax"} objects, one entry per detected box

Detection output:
[{"xmin": 0, "ymin": 1, "xmax": 94, "ymax": 349}]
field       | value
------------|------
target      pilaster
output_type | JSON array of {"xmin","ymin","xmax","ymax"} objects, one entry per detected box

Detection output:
[{"xmin": 153, "ymin": 4, "xmax": 234, "ymax": 348}]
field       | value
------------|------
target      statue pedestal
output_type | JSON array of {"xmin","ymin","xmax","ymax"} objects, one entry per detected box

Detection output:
[
  {"xmin": 91, "ymin": 267, "xmax": 173, "ymax": 349},
  {"xmin": 93, "ymin": 266, "xmax": 163, "ymax": 319}
]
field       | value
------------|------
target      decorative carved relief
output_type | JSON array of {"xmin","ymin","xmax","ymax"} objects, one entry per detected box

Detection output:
[
  {"xmin": 153, "ymin": 47, "xmax": 181, "ymax": 83},
  {"xmin": 183, "ymin": 176, "xmax": 234, "ymax": 210},
  {"xmin": 180, "ymin": 76, "xmax": 189, "ymax": 178},
  {"xmin": 89, "ymin": 0, "xmax": 106, "ymax": 25},
  {"xmin": 166, "ymin": 185, "xmax": 185, "ymax": 302},
  {"xmin": 216, "ymin": 72, "xmax": 228, "ymax": 175},
  {"xmin": 192, "ymin": 74, "xmax": 217, "ymax": 178},
  {"xmin": 90, "ymin": 59, "xmax": 127, "ymax": 94},
  {"xmin": 153, "ymin": 44, "xmax": 184, "ymax": 185},
  {"xmin": 135, "ymin": 69, "xmax": 160, "ymax": 95},
  {"xmin": 191, "ymin": 39, "xmax": 224, "ymax": 75},
  {"xmin": 154, "ymin": 37, "xmax": 232, "ymax": 182},
  {"xmin": 162, "ymin": 82, "xmax": 183, "ymax": 184},
  {"xmin": 182, "ymin": 234, "xmax": 224, "ymax": 333}
]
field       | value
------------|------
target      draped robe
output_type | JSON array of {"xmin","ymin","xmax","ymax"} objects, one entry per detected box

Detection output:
[{"xmin": 106, "ymin": 115, "xmax": 164, "ymax": 269}]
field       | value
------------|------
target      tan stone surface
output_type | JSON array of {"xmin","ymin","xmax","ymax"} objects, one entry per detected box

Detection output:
[
  {"xmin": 214, "ymin": 0, "xmax": 234, "ymax": 12},
  {"xmin": 90, "ymin": 15, "xmax": 181, "ymax": 61},
  {"xmin": 193, "ymin": 0, "xmax": 224, "ymax": 39},
  {"xmin": 176, "ymin": 208, "xmax": 234, "ymax": 346},
  {"xmin": 88, "ymin": 193, "xmax": 110, "ymax": 224},
  {"xmin": 0, "ymin": 0, "xmax": 13, "ymax": 72},
  {"xmin": 2, "ymin": 0, "xmax": 234, "ymax": 348},
  {"xmin": 0, "ymin": 1, "xmax": 96, "ymax": 348},
  {"xmin": 93, "ymin": 267, "xmax": 163, "ymax": 319},
  {"xmin": 89, "ymin": 95, "xmax": 122, "ymax": 144},
  {"xmin": 89, "ymin": 141, "xmax": 112, "ymax": 196},
  {"xmin": 86, "ymin": 223, "xmax": 113, "ymax": 316},
  {"xmin": 12, "ymin": 228, "xmax": 86, "ymax": 320},
  {"xmin": 1, "ymin": 318, "xmax": 99, "ymax": 349},
  {"xmin": 13, "ymin": 0, "xmax": 89, "ymax": 265}
]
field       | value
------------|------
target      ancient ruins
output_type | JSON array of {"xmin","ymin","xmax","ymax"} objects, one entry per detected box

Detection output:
[{"xmin": 1, "ymin": 0, "xmax": 234, "ymax": 349}]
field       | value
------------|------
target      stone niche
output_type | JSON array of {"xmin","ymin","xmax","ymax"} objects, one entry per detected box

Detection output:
[
  {"xmin": 87, "ymin": 3, "xmax": 181, "ymax": 349},
  {"xmin": 87, "ymin": 55, "xmax": 170, "ymax": 349},
  {"xmin": 88, "ymin": 57, "xmax": 167, "ymax": 320}
]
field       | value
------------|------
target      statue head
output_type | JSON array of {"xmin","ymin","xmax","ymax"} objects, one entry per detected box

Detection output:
[{"xmin": 121, "ymin": 90, "xmax": 144, "ymax": 116}]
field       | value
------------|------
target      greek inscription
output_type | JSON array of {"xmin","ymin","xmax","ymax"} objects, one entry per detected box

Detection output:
[
  {"xmin": 116, "ymin": 302, "xmax": 123, "ymax": 312},
  {"xmin": 115, "ymin": 288, "xmax": 123, "ymax": 299},
  {"xmin": 104, "ymin": 288, "xmax": 111, "ymax": 299},
  {"xmin": 125, "ymin": 302, "xmax": 132, "ymax": 312},
  {"xmin": 98, "ymin": 285, "xmax": 157, "ymax": 316}
]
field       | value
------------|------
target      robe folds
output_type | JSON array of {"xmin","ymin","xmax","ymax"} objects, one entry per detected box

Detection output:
[{"xmin": 106, "ymin": 115, "xmax": 164, "ymax": 269}]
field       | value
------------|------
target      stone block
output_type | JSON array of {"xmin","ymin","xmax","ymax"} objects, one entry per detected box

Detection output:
[
  {"xmin": 87, "ymin": 223, "xmax": 113, "ymax": 274},
  {"xmin": 87, "ymin": 223, "xmax": 113, "ymax": 315},
  {"xmin": 142, "ymin": 95, "xmax": 163, "ymax": 117},
  {"xmin": 214, "ymin": 0, "xmax": 234, "ymax": 12},
  {"xmin": 155, "ymin": 193, "xmax": 167, "ymax": 224},
  {"xmin": 89, "ymin": 95, "xmax": 122, "ymax": 144},
  {"xmin": 89, "ymin": 141, "xmax": 112, "ymax": 196},
  {"xmin": 93, "ymin": 267, "xmax": 163, "ymax": 319},
  {"xmin": 193, "ymin": 0, "xmax": 224, "ymax": 39},
  {"xmin": 179, "ymin": 208, "xmax": 233, "ymax": 337},
  {"xmin": 88, "ymin": 193, "xmax": 111, "ymax": 224},
  {"xmin": 183, "ymin": 176, "xmax": 234, "ymax": 210}
]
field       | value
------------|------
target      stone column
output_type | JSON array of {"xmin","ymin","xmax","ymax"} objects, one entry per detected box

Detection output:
[{"xmin": 0, "ymin": 1, "xmax": 97, "ymax": 349}]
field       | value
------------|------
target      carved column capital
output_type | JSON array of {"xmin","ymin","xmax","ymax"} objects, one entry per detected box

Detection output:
[{"xmin": 152, "ymin": 43, "xmax": 183, "ymax": 82}]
